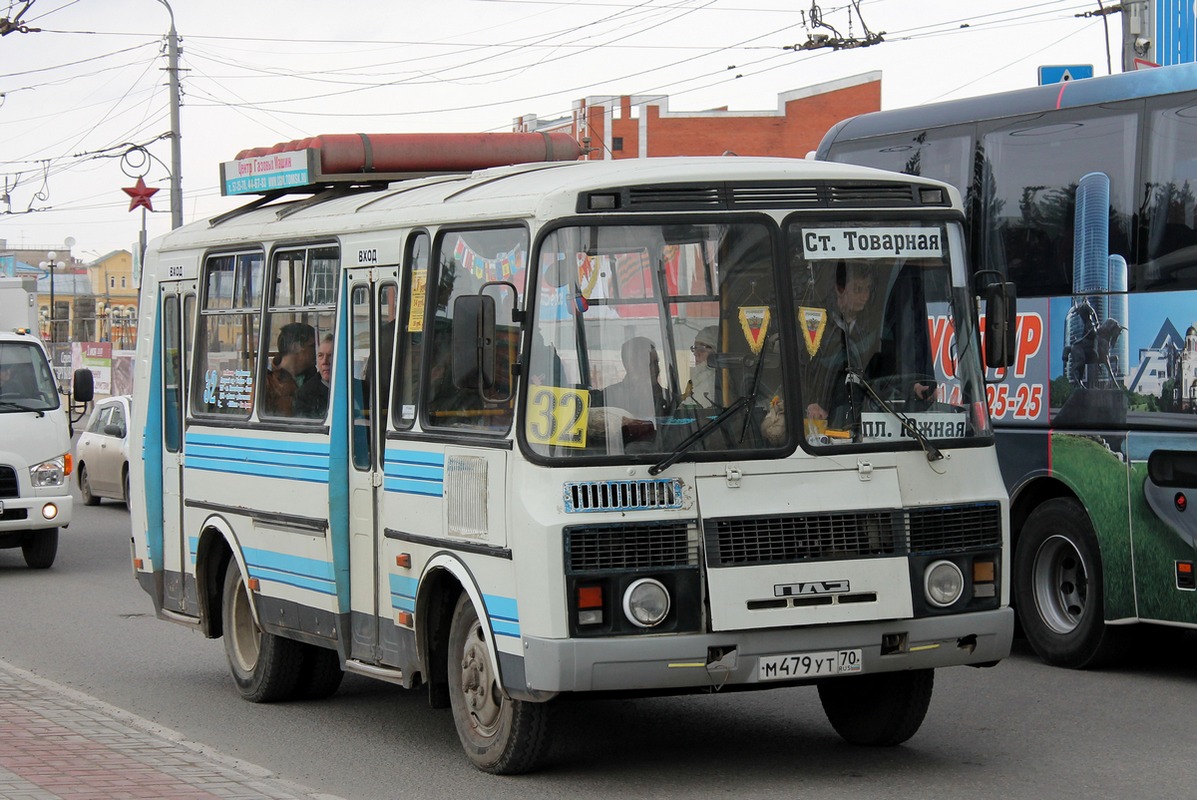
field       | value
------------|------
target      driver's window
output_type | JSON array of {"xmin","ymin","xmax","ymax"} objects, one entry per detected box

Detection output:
[{"xmin": 423, "ymin": 227, "xmax": 527, "ymax": 433}]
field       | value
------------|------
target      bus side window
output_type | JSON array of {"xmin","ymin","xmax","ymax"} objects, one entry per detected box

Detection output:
[
  {"xmin": 424, "ymin": 228, "xmax": 526, "ymax": 433},
  {"xmin": 392, "ymin": 232, "xmax": 429, "ymax": 430},
  {"xmin": 259, "ymin": 245, "xmax": 338, "ymax": 422},
  {"xmin": 193, "ymin": 252, "xmax": 262, "ymax": 418},
  {"xmin": 162, "ymin": 295, "xmax": 181, "ymax": 452}
]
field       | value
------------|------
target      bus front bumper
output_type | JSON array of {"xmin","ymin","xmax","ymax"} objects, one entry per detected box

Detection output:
[{"xmin": 517, "ymin": 608, "xmax": 1013, "ymax": 695}]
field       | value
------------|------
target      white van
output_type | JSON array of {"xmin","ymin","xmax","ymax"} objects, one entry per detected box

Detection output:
[{"xmin": 0, "ymin": 327, "xmax": 90, "ymax": 568}]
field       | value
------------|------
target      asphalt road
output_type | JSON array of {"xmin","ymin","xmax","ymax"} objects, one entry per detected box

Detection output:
[{"xmin": 2, "ymin": 492, "xmax": 1194, "ymax": 799}]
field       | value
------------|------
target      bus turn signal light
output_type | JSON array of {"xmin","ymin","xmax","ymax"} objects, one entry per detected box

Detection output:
[{"xmin": 577, "ymin": 585, "xmax": 603, "ymax": 626}]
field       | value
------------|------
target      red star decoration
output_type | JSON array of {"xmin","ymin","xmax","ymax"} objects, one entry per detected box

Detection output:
[{"xmin": 122, "ymin": 176, "xmax": 159, "ymax": 212}]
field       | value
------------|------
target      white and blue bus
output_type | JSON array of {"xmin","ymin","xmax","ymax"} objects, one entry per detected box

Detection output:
[
  {"xmin": 130, "ymin": 133, "xmax": 1014, "ymax": 773},
  {"xmin": 817, "ymin": 63, "xmax": 1197, "ymax": 670}
]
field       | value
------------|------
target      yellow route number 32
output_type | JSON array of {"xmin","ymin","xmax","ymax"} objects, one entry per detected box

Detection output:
[{"xmin": 526, "ymin": 386, "xmax": 590, "ymax": 448}]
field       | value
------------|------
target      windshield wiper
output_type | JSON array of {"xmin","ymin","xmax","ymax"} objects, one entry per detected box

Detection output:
[
  {"xmin": 648, "ymin": 396, "xmax": 748, "ymax": 476},
  {"xmin": 0, "ymin": 398, "xmax": 45, "ymax": 416},
  {"xmin": 846, "ymin": 369, "xmax": 943, "ymax": 462}
]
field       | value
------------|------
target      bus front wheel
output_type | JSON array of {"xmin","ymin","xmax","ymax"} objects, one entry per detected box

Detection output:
[
  {"xmin": 447, "ymin": 593, "xmax": 550, "ymax": 774},
  {"xmin": 1014, "ymin": 497, "xmax": 1124, "ymax": 668},
  {"xmin": 818, "ymin": 669, "xmax": 933, "ymax": 746},
  {"xmin": 221, "ymin": 561, "xmax": 303, "ymax": 702}
]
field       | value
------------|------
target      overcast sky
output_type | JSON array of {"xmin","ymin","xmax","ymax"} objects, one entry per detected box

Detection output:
[{"xmin": 1, "ymin": 0, "xmax": 1124, "ymax": 261}]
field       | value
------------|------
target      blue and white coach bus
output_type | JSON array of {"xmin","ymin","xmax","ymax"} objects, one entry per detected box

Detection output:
[{"xmin": 129, "ymin": 132, "xmax": 1015, "ymax": 773}]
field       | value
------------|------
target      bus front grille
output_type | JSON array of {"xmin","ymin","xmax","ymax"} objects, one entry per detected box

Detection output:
[
  {"xmin": 706, "ymin": 511, "xmax": 902, "ymax": 566},
  {"xmin": 908, "ymin": 503, "xmax": 1002, "ymax": 554},
  {"xmin": 565, "ymin": 521, "xmax": 698, "ymax": 573},
  {"xmin": 563, "ymin": 478, "xmax": 684, "ymax": 513},
  {"xmin": 705, "ymin": 503, "xmax": 1002, "ymax": 567}
]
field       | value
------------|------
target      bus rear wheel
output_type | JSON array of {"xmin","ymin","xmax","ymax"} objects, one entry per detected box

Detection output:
[
  {"xmin": 221, "ymin": 561, "xmax": 303, "ymax": 702},
  {"xmin": 1014, "ymin": 497, "xmax": 1125, "ymax": 668},
  {"xmin": 818, "ymin": 669, "xmax": 933, "ymax": 746},
  {"xmin": 447, "ymin": 593, "xmax": 549, "ymax": 774}
]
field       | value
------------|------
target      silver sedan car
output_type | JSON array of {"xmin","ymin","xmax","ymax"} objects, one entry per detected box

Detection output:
[{"xmin": 75, "ymin": 395, "xmax": 132, "ymax": 506}]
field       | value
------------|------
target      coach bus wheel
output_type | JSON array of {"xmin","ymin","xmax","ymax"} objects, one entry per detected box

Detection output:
[
  {"xmin": 818, "ymin": 669, "xmax": 933, "ymax": 746},
  {"xmin": 221, "ymin": 562, "xmax": 303, "ymax": 702},
  {"xmin": 21, "ymin": 529, "xmax": 58, "ymax": 569},
  {"xmin": 447, "ymin": 593, "xmax": 550, "ymax": 774},
  {"xmin": 1014, "ymin": 497, "xmax": 1123, "ymax": 669}
]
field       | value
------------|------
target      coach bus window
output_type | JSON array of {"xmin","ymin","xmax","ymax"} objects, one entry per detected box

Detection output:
[
  {"xmin": 980, "ymin": 110, "xmax": 1136, "ymax": 297},
  {"xmin": 827, "ymin": 131, "xmax": 972, "ymax": 199},
  {"xmin": 260, "ymin": 245, "xmax": 338, "ymax": 421},
  {"xmin": 1142, "ymin": 97, "xmax": 1197, "ymax": 290},
  {"xmin": 424, "ymin": 227, "xmax": 527, "ymax": 433},
  {"xmin": 193, "ymin": 251, "xmax": 263, "ymax": 417},
  {"xmin": 393, "ymin": 232, "xmax": 429, "ymax": 430}
]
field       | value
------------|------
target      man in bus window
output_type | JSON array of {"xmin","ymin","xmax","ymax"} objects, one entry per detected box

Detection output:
[
  {"xmin": 263, "ymin": 322, "xmax": 317, "ymax": 417},
  {"xmin": 295, "ymin": 333, "xmax": 333, "ymax": 418}
]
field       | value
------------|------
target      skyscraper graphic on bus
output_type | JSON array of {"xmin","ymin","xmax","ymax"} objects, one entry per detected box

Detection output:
[{"xmin": 1063, "ymin": 172, "xmax": 1128, "ymax": 387}]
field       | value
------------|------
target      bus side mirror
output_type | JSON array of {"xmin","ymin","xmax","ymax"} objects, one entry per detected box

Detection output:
[
  {"xmin": 451, "ymin": 294, "xmax": 496, "ymax": 391},
  {"xmin": 983, "ymin": 282, "xmax": 1017, "ymax": 369},
  {"xmin": 72, "ymin": 368, "xmax": 95, "ymax": 403}
]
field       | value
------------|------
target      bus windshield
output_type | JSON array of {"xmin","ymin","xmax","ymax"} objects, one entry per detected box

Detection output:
[
  {"xmin": 790, "ymin": 220, "xmax": 989, "ymax": 451},
  {"xmin": 525, "ymin": 218, "xmax": 989, "ymax": 461}
]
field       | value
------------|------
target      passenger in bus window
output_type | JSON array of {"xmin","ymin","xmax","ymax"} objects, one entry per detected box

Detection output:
[
  {"xmin": 682, "ymin": 325, "xmax": 720, "ymax": 407},
  {"xmin": 600, "ymin": 336, "xmax": 670, "ymax": 423},
  {"xmin": 294, "ymin": 333, "xmax": 333, "ymax": 418},
  {"xmin": 263, "ymin": 322, "xmax": 317, "ymax": 417}
]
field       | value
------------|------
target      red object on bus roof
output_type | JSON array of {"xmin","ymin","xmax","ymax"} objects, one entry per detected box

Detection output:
[{"xmin": 234, "ymin": 131, "xmax": 583, "ymax": 174}]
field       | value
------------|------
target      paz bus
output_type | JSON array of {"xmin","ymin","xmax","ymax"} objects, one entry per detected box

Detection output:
[
  {"xmin": 129, "ymin": 131, "xmax": 1015, "ymax": 773},
  {"xmin": 817, "ymin": 63, "xmax": 1197, "ymax": 669}
]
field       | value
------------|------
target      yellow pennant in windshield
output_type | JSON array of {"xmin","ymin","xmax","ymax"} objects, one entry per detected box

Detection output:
[
  {"xmin": 738, "ymin": 306, "xmax": 771, "ymax": 354},
  {"xmin": 799, "ymin": 306, "xmax": 827, "ymax": 357}
]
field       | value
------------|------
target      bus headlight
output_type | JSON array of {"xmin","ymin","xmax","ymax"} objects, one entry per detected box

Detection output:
[
  {"xmin": 30, "ymin": 456, "xmax": 67, "ymax": 488},
  {"xmin": 623, "ymin": 578, "xmax": 671, "ymax": 628},
  {"xmin": 924, "ymin": 560, "xmax": 965, "ymax": 607}
]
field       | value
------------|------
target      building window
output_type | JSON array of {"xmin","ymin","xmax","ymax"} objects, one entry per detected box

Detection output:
[
  {"xmin": 121, "ymin": 276, "xmax": 126, "ymax": 288},
  {"xmin": 612, "ymin": 137, "xmax": 623, "ymax": 152},
  {"xmin": 110, "ymin": 276, "xmax": 116, "ymax": 289}
]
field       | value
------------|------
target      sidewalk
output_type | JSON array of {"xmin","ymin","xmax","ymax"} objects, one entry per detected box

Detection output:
[{"xmin": 0, "ymin": 659, "xmax": 343, "ymax": 800}]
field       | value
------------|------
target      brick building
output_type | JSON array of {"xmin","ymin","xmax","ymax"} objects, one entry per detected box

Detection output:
[{"xmin": 514, "ymin": 72, "xmax": 881, "ymax": 159}]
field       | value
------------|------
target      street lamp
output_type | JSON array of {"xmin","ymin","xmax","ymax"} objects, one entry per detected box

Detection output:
[{"xmin": 38, "ymin": 251, "xmax": 64, "ymax": 343}]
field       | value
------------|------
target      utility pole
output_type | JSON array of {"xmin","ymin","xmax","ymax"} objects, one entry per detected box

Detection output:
[
  {"xmin": 1122, "ymin": 0, "xmax": 1156, "ymax": 70},
  {"xmin": 158, "ymin": 0, "xmax": 183, "ymax": 230}
]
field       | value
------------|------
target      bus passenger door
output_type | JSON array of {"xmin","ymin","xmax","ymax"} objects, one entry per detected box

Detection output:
[
  {"xmin": 159, "ymin": 282, "xmax": 194, "ymax": 614},
  {"xmin": 344, "ymin": 272, "xmax": 397, "ymax": 662}
]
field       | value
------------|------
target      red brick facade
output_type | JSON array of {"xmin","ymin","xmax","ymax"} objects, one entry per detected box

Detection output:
[{"xmin": 514, "ymin": 72, "xmax": 881, "ymax": 160}]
